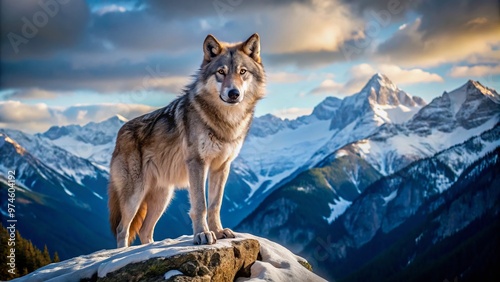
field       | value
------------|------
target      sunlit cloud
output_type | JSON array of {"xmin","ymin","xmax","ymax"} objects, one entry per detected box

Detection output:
[
  {"xmin": 309, "ymin": 64, "xmax": 443, "ymax": 96},
  {"xmin": 267, "ymin": 72, "xmax": 308, "ymax": 84},
  {"xmin": 309, "ymin": 79, "xmax": 344, "ymax": 95},
  {"xmin": 449, "ymin": 64, "xmax": 500, "ymax": 78},
  {"xmin": 272, "ymin": 107, "xmax": 313, "ymax": 120},
  {"xmin": 376, "ymin": 10, "xmax": 500, "ymax": 67},
  {"xmin": 3, "ymin": 88, "xmax": 61, "ymax": 100},
  {"xmin": 0, "ymin": 101, "xmax": 156, "ymax": 133}
]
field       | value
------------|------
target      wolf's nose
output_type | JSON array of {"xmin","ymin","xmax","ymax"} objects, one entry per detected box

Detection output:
[{"xmin": 228, "ymin": 89, "xmax": 240, "ymax": 100}]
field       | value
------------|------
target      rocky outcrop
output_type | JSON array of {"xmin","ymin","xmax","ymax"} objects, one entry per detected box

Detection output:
[
  {"xmin": 13, "ymin": 233, "xmax": 325, "ymax": 282},
  {"xmin": 95, "ymin": 239, "xmax": 259, "ymax": 282}
]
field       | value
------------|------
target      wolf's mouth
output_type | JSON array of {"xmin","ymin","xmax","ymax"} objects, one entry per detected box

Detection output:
[{"xmin": 220, "ymin": 95, "xmax": 240, "ymax": 105}]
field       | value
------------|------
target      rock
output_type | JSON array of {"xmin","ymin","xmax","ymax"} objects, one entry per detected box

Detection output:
[
  {"xmin": 13, "ymin": 233, "xmax": 326, "ymax": 282},
  {"xmin": 96, "ymin": 239, "xmax": 259, "ymax": 282}
]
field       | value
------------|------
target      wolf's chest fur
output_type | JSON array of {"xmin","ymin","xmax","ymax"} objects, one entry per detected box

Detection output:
[{"xmin": 196, "ymin": 130, "xmax": 243, "ymax": 168}]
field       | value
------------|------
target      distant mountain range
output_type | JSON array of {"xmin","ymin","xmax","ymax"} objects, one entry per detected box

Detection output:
[
  {"xmin": 237, "ymin": 77, "xmax": 500, "ymax": 280},
  {"xmin": 1, "ymin": 74, "xmax": 499, "ymax": 280}
]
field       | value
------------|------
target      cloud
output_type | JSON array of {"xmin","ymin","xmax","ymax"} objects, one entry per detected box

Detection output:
[
  {"xmin": 272, "ymin": 107, "xmax": 313, "ymax": 120},
  {"xmin": 465, "ymin": 48, "xmax": 500, "ymax": 65},
  {"xmin": 376, "ymin": 64, "xmax": 444, "ymax": 84},
  {"xmin": 0, "ymin": 101, "xmax": 156, "ymax": 133},
  {"xmin": 1, "ymin": 58, "xmax": 193, "ymax": 94},
  {"xmin": 308, "ymin": 63, "xmax": 443, "ymax": 96},
  {"xmin": 0, "ymin": 0, "xmax": 90, "ymax": 59},
  {"xmin": 0, "ymin": 101, "xmax": 53, "ymax": 123},
  {"xmin": 374, "ymin": 0, "xmax": 500, "ymax": 67},
  {"xmin": 60, "ymin": 103, "xmax": 156, "ymax": 123},
  {"xmin": 3, "ymin": 88, "xmax": 60, "ymax": 100},
  {"xmin": 0, "ymin": 0, "xmax": 362, "ymax": 94},
  {"xmin": 2, "ymin": 0, "xmax": 499, "ymax": 100},
  {"xmin": 94, "ymin": 4, "xmax": 127, "ymax": 15},
  {"xmin": 265, "ymin": 49, "xmax": 356, "ymax": 69},
  {"xmin": 144, "ymin": 0, "xmax": 361, "ymax": 54},
  {"xmin": 449, "ymin": 64, "xmax": 500, "ymax": 78},
  {"xmin": 267, "ymin": 72, "xmax": 308, "ymax": 83},
  {"xmin": 309, "ymin": 79, "xmax": 344, "ymax": 95}
]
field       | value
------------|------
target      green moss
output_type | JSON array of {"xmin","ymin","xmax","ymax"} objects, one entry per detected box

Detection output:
[{"xmin": 298, "ymin": 259, "xmax": 313, "ymax": 272}]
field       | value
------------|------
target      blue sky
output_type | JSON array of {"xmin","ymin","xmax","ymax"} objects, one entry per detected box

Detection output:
[{"xmin": 1, "ymin": 0, "xmax": 499, "ymax": 132}]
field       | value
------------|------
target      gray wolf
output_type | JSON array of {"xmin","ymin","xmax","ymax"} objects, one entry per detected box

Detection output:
[{"xmin": 108, "ymin": 33, "xmax": 265, "ymax": 247}]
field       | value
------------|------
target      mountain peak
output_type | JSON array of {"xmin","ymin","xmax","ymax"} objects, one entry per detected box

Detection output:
[
  {"xmin": 364, "ymin": 73, "xmax": 397, "ymax": 92},
  {"xmin": 114, "ymin": 114, "xmax": 129, "ymax": 123},
  {"xmin": 312, "ymin": 96, "xmax": 342, "ymax": 120},
  {"xmin": 360, "ymin": 73, "xmax": 422, "ymax": 108},
  {"xmin": 463, "ymin": 80, "xmax": 500, "ymax": 103},
  {"xmin": 408, "ymin": 79, "xmax": 500, "ymax": 133},
  {"xmin": 0, "ymin": 132, "xmax": 27, "ymax": 156}
]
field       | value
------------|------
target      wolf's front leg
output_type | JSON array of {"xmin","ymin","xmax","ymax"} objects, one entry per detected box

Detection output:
[
  {"xmin": 187, "ymin": 158, "xmax": 217, "ymax": 245},
  {"xmin": 208, "ymin": 162, "xmax": 235, "ymax": 239}
]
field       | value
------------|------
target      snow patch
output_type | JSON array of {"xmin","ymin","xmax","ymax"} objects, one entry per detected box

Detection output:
[
  {"xmin": 372, "ymin": 103, "xmax": 423, "ymax": 124},
  {"xmin": 354, "ymin": 117, "xmax": 499, "ymax": 175},
  {"xmin": 93, "ymin": 191, "xmax": 104, "ymax": 200},
  {"xmin": 240, "ymin": 118, "xmax": 334, "ymax": 200},
  {"xmin": 324, "ymin": 197, "xmax": 351, "ymax": 224},
  {"xmin": 62, "ymin": 185, "xmax": 74, "ymax": 197},
  {"xmin": 383, "ymin": 189, "xmax": 398, "ymax": 204},
  {"xmin": 164, "ymin": 270, "xmax": 183, "ymax": 279}
]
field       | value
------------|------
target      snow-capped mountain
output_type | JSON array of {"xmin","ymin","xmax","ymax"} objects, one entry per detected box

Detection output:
[
  {"xmin": 0, "ymin": 131, "xmax": 114, "ymax": 259},
  {"xmin": 0, "ymin": 129, "xmax": 108, "ymax": 188},
  {"xmin": 237, "ymin": 124, "xmax": 500, "ymax": 281},
  {"xmin": 237, "ymin": 79, "xmax": 499, "ymax": 237},
  {"xmin": 38, "ymin": 114, "xmax": 127, "ymax": 169},
  {"xmin": 299, "ymin": 73, "xmax": 426, "ymax": 172},
  {"xmin": 236, "ymin": 79, "xmax": 499, "ymax": 280},
  {"xmin": 230, "ymin": 74, "xmax": 426, "ymax": 225},
  {"xmin": 330, "ymin": 73, "xmax": 425, "ymax": 131},
  {"xmin": 407, "ymin": 80, "xmax": 500, "ymax": 133},
  {"xmin": 349, "ymin": 79, "xmax": 500, "ymax": 176}
]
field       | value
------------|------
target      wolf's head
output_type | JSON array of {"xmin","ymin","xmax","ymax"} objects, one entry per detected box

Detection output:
[{"xmin": 196, "ymin": 33, "xmax": 265, "ymax": 106}]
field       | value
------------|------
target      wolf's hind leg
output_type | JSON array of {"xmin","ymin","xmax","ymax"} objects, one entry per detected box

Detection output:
[
  {"xmin": 116, "ymin": 186, "xmax": 146, "ymax": 248},
  {"xmin": 139, "ymin": 186, "xmax": 174, "ymax": 244}
]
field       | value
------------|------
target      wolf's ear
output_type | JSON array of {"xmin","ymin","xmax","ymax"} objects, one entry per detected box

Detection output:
[
  {"xmin": 241, "ymin": 33, "xmax": 261, "ymax": 63},
  {"xmin": 203, "ymin": 34, "xmax": 222, "ymax": 62}
]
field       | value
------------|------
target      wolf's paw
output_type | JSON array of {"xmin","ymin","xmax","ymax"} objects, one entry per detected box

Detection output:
[
  {"xmin": 214, "ymin": 228, "xmax": 235, "ymax": 239},
  {"xmin": 194, "ymin": 231, "xmax": 217, "ymax": 245}
]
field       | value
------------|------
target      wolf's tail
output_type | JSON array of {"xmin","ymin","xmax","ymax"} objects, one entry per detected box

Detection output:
[
  {"xmin": 109, "ymin": 181, "xmax": 148, "ymax": 246},
  {"xmin": 128, "ymin": 201, "xmax": 147, "ymax": 245},
  {"xmin": 108, "ymin": 181, "xmax": 121, "ymax": 237}
]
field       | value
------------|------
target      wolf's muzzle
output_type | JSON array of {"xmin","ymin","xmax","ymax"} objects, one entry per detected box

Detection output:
[
  {"xmin": 228, "ymin": 89, "xmax": 240, "ymax": 100},
  {"xmin": 221, "ymin": 88, "xmax": 240, "ymax": 104}
]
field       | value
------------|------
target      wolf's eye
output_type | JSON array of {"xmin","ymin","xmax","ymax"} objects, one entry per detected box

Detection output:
[
  {"xmin": 240, "ymin": 69, "xmax": 247, "ymax": 75},
  {"xmin": 217, "ymin": 69, "xmax": 225, "ymax": 75}
]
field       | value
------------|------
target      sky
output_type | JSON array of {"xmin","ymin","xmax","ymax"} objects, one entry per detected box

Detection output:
[{"xmin": 1, "ymin": 0, "xmax": 499, "ymax": 133}]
